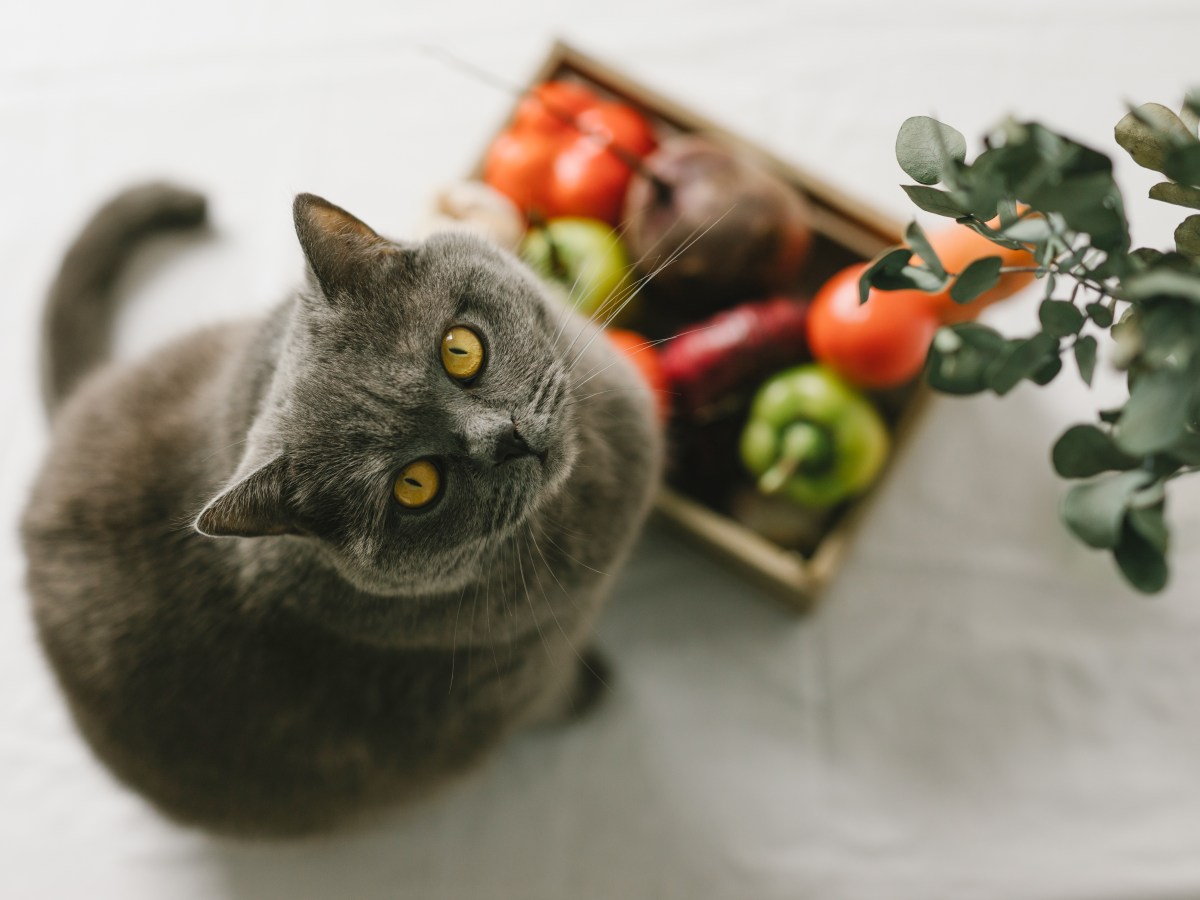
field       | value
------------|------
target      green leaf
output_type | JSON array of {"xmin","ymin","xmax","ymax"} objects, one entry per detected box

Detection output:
[
  {"xmin": 1051, "ymin": 424, "xmax": 1138, "ymax": 478},
  {"xmin": 1074, "ymin": 335, "xmax": 1098, "ymax": 385},
  {"xmin": 905, "ymin": 220, "xmax": 945, "ymax": 277},
  {"xmin": 858, "ymin": 247, "xmax": 912, "ymax": 303},
  {"xmin": 1039, "ymin": 299, "xmax": 1086, "ymax": 337},
  {"xmin": 1127, "ymin": 502, "xmax": 1169, "ymax": 554},
  {"xmin": 1031, "ymin": 354, "xmax": 1063, "ymax": 386},
  {"xmin": 1085, "ymin": 303, "xmax": 1113, "ymax": 327},
  {"xmin": 1149, "ymin": 181, "xmax": 1200, "ymax": 209},
  {"xmin": 1115, "ymin": 103, "xmax": 1195, "ymax": 173},
  {"xmin": 987, "ymin": 332, "xmax": 1060, "ymax": 395},
  {"xmin": 896, "ymin": 116, "xmax": 968, "ymax": 186},
  {"xmin": 1165, "ymin": 144, "xmax": 1200, "ymax": 186},
  {"xmin": 1061, "ymin": 470, "xmax": 1152, "ymax": 549},
  {"xmin": 1120, "ymin": 267, "xmax": 1200, "ymax": 304},
  {"xmin": 949, "ymin": 256, "xmax": 1003, "ymax": 304},
  {"xmin": 898, "ymin": 265, "xmax": 951, "ymax": 293},
  {"xmin": 1026, "ymin": 172, "xmax": 1129, "ymax": 255},
  {"xmin": 1175, "ymin": 215, "xmax": 1200, "ymax": 259},
  {"xmin": 1113, "ymin": 513, "xmax": 1170, "ymax": 593},
  {"xmin": 923, "ymin": 323, "xmax": 1006, "ymax": 395},
  {"xmin": 1182, "ymin": 101, "xmax": 1200, "ymax": 138},
  {"xmin": 1002, "ymin": 217, "xmax": 1053, "ymax": 243},
  {"xmin": 901, "ymin": 184, "xmax": 971, "ymax": 218},
  {"xmin": 1114, "ymin": 368, "xmax": 1194, "ymax": 454},
  {"xmin": 1168, "ymin": 430, "xmax": 1200, "ymax": 464},
  {"xmin": 955, "ymin": 215, "xmax": 1030, "ymax": 252}
]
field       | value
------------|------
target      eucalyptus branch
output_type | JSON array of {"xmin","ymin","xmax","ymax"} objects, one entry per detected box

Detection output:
[{"xmin": 868, "ymin": 102, "xmax": 1200, "ymax": 594}]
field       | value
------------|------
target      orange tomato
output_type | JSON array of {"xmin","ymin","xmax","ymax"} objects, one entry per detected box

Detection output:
[{"xmin": 605, "ymin": 329, "xmax": 671, "ymax": 421}]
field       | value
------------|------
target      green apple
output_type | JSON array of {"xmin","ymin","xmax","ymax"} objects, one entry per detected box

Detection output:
[{"xmin": 520, "ymin": 217, "xmax": 639, "ymax": 326}]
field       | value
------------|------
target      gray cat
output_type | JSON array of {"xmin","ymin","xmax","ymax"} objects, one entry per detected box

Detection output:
[{"xmin": 22, "ymin": 184, "xmax": 662, "ymax": 837}]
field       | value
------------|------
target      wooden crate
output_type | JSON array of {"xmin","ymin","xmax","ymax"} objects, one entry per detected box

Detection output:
[{"xmin": 472, "ymin": 41, "xmax": 931, "ymax": 612}]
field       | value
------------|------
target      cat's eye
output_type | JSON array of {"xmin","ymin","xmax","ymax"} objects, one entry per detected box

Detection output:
[
  {"xmin": 441, "ymin": 326, "xmax": 485, "ymax": 383},
  {"xmin": 393, "ymin": 459, "xmax": 441, "ymax": 509}
]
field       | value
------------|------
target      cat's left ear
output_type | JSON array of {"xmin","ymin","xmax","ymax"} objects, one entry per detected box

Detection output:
[
  {"xmin": 195, "ymin": 456, "xmax": 304, "ymax": 539},
  {"xmin": 293, "ymin": 193, "xmax": 402, "ymax": 302}
]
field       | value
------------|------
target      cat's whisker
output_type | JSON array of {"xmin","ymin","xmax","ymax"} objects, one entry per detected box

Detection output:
[
  {"xmin": 522, "ymin": 530, "xmax": 607, "ymax": 689},
  {"xmin": 563, "ymin": 205, "xmax": 737, "ymax": 377},
  {"xmin": 542, "ymin": 532, "xmax": 611, "ymax": 578},
  {"xmin": 448, "ymin": 578, "xmax": 470, "ymax": 694},
  {"xmin": 570, "ymin": 322, "xmax": 722, "ymax": 393},
  {"xmin": 513, "ymin": 528, "xmax": 551, "ymax": 659}
]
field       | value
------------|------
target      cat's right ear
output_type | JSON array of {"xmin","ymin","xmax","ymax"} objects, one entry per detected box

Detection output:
[
  {"xmin": 293, "ymin": 193, "xmax": 400, "ymax": 302},
  {"xmin": 195, "ymin": 456, "xmax": 303, "ymax": 539}
]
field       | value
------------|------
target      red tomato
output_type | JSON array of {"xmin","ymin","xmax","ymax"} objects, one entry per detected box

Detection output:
[
  {"xmin": 807, "ymin": 263, "xmax": 940, "ymax": 389},
  {"xmin": 606, "ymin": 329, "xmax": 671, "ymax": 421},
  {"xmin": 514, "ymin": 81, "xmax": 596, "ymax": 134},
  {"xmin": 483, "ymin": 81, "xmax": 658, "ymax": 225}
]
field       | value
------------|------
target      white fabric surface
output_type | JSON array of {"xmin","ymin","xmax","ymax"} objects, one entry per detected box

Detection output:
[{"xmin": 5, "ymin": 2, "xmax": 1200, "ymax": 898}]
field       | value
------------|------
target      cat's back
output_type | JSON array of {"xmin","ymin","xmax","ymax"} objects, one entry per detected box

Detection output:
[{"xmin": 22, "ymin": 321, "xmax": 254, "ymax": 676}]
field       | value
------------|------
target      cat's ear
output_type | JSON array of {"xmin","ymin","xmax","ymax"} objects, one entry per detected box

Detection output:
[
  {"xmin": 195, "ymin": 456, "xmax": 302, "ymax": 539},
  {"xmin": 293, "ymin": 193, "xmax": 398, "ymax": 302}
]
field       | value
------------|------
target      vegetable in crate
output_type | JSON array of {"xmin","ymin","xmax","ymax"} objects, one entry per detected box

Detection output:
[
  {"xmin": 484, "ymin": 81, "xmax": 657, "ymax": 225},
  {"xmin": 659, "ymin": 296, "xmax": 809, "ymax": 414},
  {"xmin": 740, "ymin": 364, "xmax": 889, "ymax": 509},
  {"xmin": 809, "ymin": 223, "xmax": 1037, "ymax": 389},
  {"xmin": 622, "ymin": 135, "xmax": 813, "ymax": 310},
  {"xmin": 606, "ymin": 329, "xmax": 671, "ymax": 420},
  {"xmin": 520, "ymin": 217, "xmax": 637, "ymax": 325},
  {"xmin": 807, "ymin": 263, "xmax": 940, "ymax": 389}
]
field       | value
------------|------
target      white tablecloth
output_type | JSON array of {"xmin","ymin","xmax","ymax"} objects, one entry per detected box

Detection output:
[{"xmin": 5, "ymin": 2, "xmax": 1200, "ymax": 898}]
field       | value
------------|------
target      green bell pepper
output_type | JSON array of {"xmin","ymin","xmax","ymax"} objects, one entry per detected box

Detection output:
[{"xmin": 739, "ymin": 364, "xmax": 890, "ymax": 509}]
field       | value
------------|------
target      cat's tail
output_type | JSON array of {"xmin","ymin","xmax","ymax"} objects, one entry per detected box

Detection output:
[{"xmin": 41, "ymin": 182, "xmax": 208, "ymax": 416}]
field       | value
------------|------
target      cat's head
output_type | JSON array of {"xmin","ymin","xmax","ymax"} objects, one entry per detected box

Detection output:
[{"xmin": 194, "ymin": 194, "xmax": 581, "ymax": 597}]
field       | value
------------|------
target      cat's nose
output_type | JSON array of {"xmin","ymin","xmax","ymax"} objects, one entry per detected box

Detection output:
[{"xmin": 493, "ymin": 423, "xmax": 535, "ymax": 465}]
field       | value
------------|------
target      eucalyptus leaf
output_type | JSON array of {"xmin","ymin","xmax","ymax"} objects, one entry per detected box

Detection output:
[
  {"xmin": 1175, "ymin": 215, "xmax": 1200, "ymax": 259},
  {"xmin": 1120, "ymin": 267, "xmax": 1200, "ymax": 304},
  {"xmin": 924, "ymin": 324, "xmax": 1006, "ymax": 395},
  {"xmin": 1051, "ymin": 424, "xmax": 1138, "ymax": 478},
  {"xmin": 898, "ymin": 265, "xmax": 951, "ymax": 293},
  {"xmin": 896, "ymin": 116, "xmax": 968, "ymax": 186},
  {"xmin": 1164, "ymin": 144, "xmax": 1200, "ymax": 186},
  {"xmin": 1085, "ymin": 303, "xmax": 1113, "ymax": 327},
  {"xmin": 1182, "ymin": 101, "xmax": 1200, "ymax": 139},
  {"xmin": 900, "ymin": 184, "xmax": 971, "ymax": 218},
  {"xmin": 905, "ymin": 221, "xmax": 945, "ymax": 277},
  {"xmin": 955, "ymin": 215, "xmax": 1030, "ymax": 251},
  {"xmin": 1061, "ymin": 470, "xmax": 1152, "ymax": 550},
  {"xmin": 1168, "ymin": 430, "xmax": 1200, "ymax": 465},
  {"xmin": 1113, "ymin": 515, "xmax": 1170, "ymax": 593},
  {"xmin": 1149, "ymin": 181, "xmax": 1200, "ymax": 210},
  {"xmin": 986, "ymin": 332, "xmax": 1060, "ymax": 395},
  {"xmin": 1128, "ymin": 503, "xmax": 1170, "ymax": 555},
  {"xmin": 1114, "ymin": 368, "xmax": 1194, "ymax": 454},
  {"xmin": 1039, "ymin": 299, "xmax": 1085, "ymax": 337},
  {"xmin": 858, "ymin": 247, "xmax": 913, "ymax": 303},
  {"xmin": 1115, "ymin": 103, "xmax": 1195, "ymax": 173},
  {"xmin": 1002, "ymin": 217, "xmax": 1053, "ymax": 243},
  {"xmin": 1074, "ymin": 335, "xmax": 1098, "ymax": 385},
  {"xmin": 949, "ymin": 256, "xmax": 1003, "ymax": 304},
  {"xmin": 1031, "ymin": 354, "xmax": 1063, "ymax": 386},
  {"xmin": 1025, "ymin": 172, "xmax": 1129, "ymax": 255}
]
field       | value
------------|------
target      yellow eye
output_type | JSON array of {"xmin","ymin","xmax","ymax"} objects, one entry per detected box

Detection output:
[
  {"xmin": 441, "ymin": 326, "xmax": 485, "ymax": 382},
  {"xmin": 393, "ymin": 460, "xmax": 440, "ymax": 508}
]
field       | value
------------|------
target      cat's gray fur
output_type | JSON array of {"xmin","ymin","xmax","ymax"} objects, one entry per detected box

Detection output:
[{"xmin": 22, "ymin": 184, "xmax": 661, "ymax": 836}]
